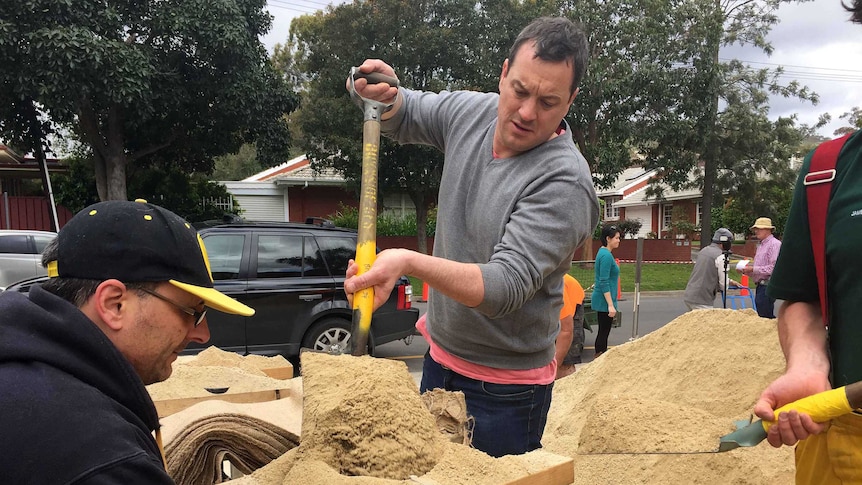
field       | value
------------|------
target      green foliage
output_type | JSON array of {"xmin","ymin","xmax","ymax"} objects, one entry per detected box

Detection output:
[
  {"xmin": 835, "ymin": 107, "xmax": 862, "ymax": 136},
  {"xmin": 327, "ymin": 204, "xmax": 359, "ymax": 230},
  {"xmin": 212, "ymin": 143, "xmax": 265, "ymax": 182},
  {"xmin": 616, "ymin": 219, "xmax": 643, "ymax": 239},
  {"xmin": 326, "ymin": 203, "xmax": 437, "ymax": 237},
  {"xmin": 0, "ymin": 0, "xmax": 295, "ymax": 201},
  {"xmin": 668, "ymin": 206, "xmax": 697, "ymax": 240},
  {"xmin": 52, "ymin": 153, "xmax": 238, "ymax": 221},
  {"xmin": 287, "ymin": 0, "xmax": 541, "ymax": 248}
]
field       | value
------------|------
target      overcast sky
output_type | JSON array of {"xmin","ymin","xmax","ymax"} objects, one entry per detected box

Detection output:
[{"xmin": 261, "ymin": 0, "xmax": 862, "ymax": 138}]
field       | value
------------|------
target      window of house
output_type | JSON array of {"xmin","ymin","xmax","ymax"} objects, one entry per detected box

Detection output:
[
  {"xmin": 604, "ymin": 196, "xmax": 621, "ymax": 220},
  {"xmin": 696, "ymin": 201, "xmax": 703, "ymax": 227},
  {"xmin": 662, "ymin": 204, "xmax": 673, "ymax": 230}
]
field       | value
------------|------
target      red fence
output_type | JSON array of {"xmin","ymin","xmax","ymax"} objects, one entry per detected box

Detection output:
[
  {"xmin": 0, "ymin": 195, "xmax": 74, "ymax": 231},
  {"xmin": 575, "ymin": 238, "xmax": 694, "ymax": 262}
]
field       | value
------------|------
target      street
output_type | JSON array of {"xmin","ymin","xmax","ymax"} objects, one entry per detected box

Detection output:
[{"xmin": 374, "ymin": 291, "xmax": 707, "ymax": 383}]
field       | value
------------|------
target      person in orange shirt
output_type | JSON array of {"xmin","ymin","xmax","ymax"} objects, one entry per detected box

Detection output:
[{"xmin": 555, "ymin": 273, "xmax": 585, "ymax": 379}]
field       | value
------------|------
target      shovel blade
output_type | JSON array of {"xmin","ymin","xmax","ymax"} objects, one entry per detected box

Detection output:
[{"xmin": 717, "ymin": 419, "xmax": 768, "ymax": 452}]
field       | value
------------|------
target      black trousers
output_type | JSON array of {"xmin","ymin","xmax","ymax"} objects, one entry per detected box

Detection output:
[{"xmin": 595, "ymin": 311, "xmax": 614, "ymax": 354}]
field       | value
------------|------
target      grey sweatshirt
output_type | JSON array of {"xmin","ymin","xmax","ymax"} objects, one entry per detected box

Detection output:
[
  {"xmin": 684, "ymin": 243, "xmax": 724, "ymax": 306},
  {"xmin": 383, "ymin": 88, "xmax": 599, "ymax": 370}
]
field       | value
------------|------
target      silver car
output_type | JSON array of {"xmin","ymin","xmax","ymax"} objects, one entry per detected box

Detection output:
[{"xmin": 0, "ymin": 230, "xmax": 56, "ymax": 290}]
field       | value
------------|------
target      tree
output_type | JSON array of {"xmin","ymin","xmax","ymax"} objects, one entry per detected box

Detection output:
[
  {"xmin": 287, "ymin": 0, "xmax": 538, "ymax": 254},
  {"xmin": 0, "ymin": 0, "xmax": 294, "ymax": 201},
  {"xmin": 835, "ymin": 107, "xmax": 862, "ymax": 136},
  {"xmin": 53, "ymin": 150, "xmax": 239, "ymax": 222},
  {"xmin": 556, "ymin": 0, "xmax": 815, "ymax": 246},
  {"xmin": 660, "ymin": 0, "xmax": 815, "ymax": 244}
]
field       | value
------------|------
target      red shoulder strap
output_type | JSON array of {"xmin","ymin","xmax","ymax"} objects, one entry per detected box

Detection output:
[{"xmin": 804, "ymin": 133, "xmax": 853, "ymax": 326}]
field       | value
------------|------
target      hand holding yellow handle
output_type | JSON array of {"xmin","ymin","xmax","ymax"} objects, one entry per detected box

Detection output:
[{"xmin": 763, "ymin": 381, "xmax": 862, "ymax": 431}]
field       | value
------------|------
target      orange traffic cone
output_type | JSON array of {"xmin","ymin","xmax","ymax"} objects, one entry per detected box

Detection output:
[
  {"xmin": 740, "ymin": 274, "xmax": 750, "ymax": 296},
  {"xmin": 422, "ymin": 282, "xmax": 430, "ymax": 302},
  {"xmin": 616, "ymin": 258, "xmax": 622, "ymax": 299}
]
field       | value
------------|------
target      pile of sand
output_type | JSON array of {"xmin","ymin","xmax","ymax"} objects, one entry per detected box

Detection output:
[
  {"xmin": 147, "ymin": 349, "xmax": 291, "ymax": 400},
  {"xmin": 183, "ymin": 346, "xmax": 291, "ymax": 376},
  {"xmin": 191, "ymin": 309, "xmax": 797, "ymax": 484},
  {"xmin": 231, "ymin": 353, "xmax": 552, "ymax": 484},
  {"xmin": 543, "ymin": 308, "xmax": 796, "ymax": 484}
]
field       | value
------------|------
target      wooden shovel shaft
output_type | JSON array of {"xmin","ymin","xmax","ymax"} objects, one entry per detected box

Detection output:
[{"xmin": 351, "ymin": 119, "xmax": 380, "ymax": 356}]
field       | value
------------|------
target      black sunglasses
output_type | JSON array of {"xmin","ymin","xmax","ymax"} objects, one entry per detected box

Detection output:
[{"xmin": 139, "ymin": 287, "xmax": 207, "ymax": 327}]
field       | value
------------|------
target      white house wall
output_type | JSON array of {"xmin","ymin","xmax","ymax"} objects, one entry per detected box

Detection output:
[
  {"xmin": 624, "ymin": 206, "xmax": 652, "ymax": 238},
  {"xmin": 233, "ymin": 194, "xmax": 287, "ymax": 221}
]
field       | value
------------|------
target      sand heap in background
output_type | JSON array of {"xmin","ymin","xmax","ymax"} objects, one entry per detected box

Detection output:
[
  {"xmin": 183, "ymin": 346, "xmax": 291, "ymax": 376},
  {"xmin": 147, "ymin": 348, "xmax": 290, "ymax": 400},
  {"xmin": 543, "ymin": 308, "xmax": 797, "ymax": 484}
]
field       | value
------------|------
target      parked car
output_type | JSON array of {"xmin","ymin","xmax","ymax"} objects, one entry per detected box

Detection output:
[
  {"xmin": 188, "ymin": 220, "xmax": 419, "ymax": 364},
  {"xmin": 5, "ymin": 221, "xmax": 419, "ymax": 367},
  {"xmin": 0, "ymin": 230, "xmax": 56, "ymax": 290}
]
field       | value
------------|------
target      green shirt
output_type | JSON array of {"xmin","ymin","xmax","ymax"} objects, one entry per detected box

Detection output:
[{"xmin": 768, "ymin": 131, "xmax": 862, "ymax": 387}]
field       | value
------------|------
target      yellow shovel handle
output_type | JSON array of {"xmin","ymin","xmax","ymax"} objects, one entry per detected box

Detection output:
[{"xmin": 763, "ymin": 386, "xmax": 853, "ymax": 432}]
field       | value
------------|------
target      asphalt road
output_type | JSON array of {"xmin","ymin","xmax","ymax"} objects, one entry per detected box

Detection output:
[{"xmin": 373, "ymin": 290, "xmax": 728, "ymax": 383}]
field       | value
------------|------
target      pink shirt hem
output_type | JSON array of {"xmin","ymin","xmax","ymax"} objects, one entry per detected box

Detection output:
[{"xmin": 416, "ymin": 314, "xmax": 556, "ymax": 385}]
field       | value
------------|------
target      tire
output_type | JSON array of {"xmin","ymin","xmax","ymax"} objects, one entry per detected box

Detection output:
[{"xmin": 301, "ymin": 317, "xmax": 372, "ymax": 356}]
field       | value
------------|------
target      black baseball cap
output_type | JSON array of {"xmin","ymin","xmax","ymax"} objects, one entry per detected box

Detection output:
[{"xmin": 46, "ymin": 199, "xmax": 254, "ymax": 316}]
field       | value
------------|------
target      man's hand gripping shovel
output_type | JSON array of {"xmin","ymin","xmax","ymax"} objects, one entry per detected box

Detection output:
[{"xmin": 347, "ymin": 67, "xmax": 399, "ymax": 356}]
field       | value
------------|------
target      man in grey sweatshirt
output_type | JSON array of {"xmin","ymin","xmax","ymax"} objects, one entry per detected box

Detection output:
[
  {"xmin": 684, "ymin": 228, "xmax": 736, "ymax": 310},
  {"xmin": 344, "ymin": 17, "xmax": 599, "ymax": 457}
]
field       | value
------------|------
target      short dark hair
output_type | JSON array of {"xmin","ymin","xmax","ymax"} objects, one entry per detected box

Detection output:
[
  {"xmin": 600, "ymin": 224, "xmax": 620, "ymax": 247},
  {"xmin": 507, "ymin": 17, "xmax": 589, "ymax": 96},
  {"xmin": 845, "ymin": 0, "xmax": 862, "ymax": 23}
]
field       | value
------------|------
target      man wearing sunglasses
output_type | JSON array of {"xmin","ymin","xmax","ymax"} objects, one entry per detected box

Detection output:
[{"xmin": 0, "ymin": 199, "xmax": 254, "ymax": 484}]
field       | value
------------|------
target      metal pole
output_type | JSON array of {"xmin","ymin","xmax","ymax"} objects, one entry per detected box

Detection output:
[
  {"xmin": 631, "ymin": 237, "xmax": 643, "ymax": 340},
  {"xmin": 36, "ymin": 146, "xmax": 59, "ymax": 232}
]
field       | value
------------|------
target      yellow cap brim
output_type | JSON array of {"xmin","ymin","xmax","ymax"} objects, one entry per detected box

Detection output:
[{"xmin": 169, "ymin": 279, "xmax": 255, "ymax": 316}]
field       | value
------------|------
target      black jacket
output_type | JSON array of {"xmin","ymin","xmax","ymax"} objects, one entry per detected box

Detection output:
[{"xmin": 0, "ymin": 285, "xmax": 173, "ymax": 484}]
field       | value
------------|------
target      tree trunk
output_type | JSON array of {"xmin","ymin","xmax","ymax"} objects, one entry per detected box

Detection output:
[
  {"xmin": 104, "ymin": 151, "xmax": 128, "ymax": 201},
  {"xmin": 581, "ymin": 238, "xmax": 595, "ymax": 262},
  {"xmin": 409, "ymin": 190, "xmax": 429, "ymax": 254},
  {"xmin": 698, "ymin": 0, "xmax": 723, "ymax": 246},
  {"xmin": 78, "ymin": 101, "xmax": 129, "ymax": 201}
]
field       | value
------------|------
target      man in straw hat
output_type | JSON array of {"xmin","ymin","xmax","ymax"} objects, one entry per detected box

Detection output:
[
  {"xmin": 0, "ymin": 199, "xmax": 255, "ymax": 484},
  {"xmin": 738, "ymin": 216, "xmax": 781, "ymax": 318}
]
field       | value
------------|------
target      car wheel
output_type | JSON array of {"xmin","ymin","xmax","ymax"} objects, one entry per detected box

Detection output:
[{"xmin": 301, "ymin": 317, "xmax": 373, "ymax": 356}]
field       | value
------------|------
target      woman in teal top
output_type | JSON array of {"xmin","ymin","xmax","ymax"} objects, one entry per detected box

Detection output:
[{"xmin": 591, "ymin": 224, "xmax": 621, "ymax": 357}]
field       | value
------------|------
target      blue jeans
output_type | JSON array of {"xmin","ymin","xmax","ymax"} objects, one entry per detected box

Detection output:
[
  {"xmin": 755, "ymin": 284, "xmax": 775, "ymax": 318},
  {"xmin": 420, "ymin": 352, "xmax": 554, "ymax": 457}
]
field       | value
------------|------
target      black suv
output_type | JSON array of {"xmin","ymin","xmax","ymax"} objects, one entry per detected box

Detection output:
[{"xmin": 186, "ymin": 220, "xmax": 419, "ymax": 362}]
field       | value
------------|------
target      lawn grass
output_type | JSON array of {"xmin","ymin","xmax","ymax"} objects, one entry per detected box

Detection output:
[
  {"xmin": 572, "ymin": 261, "xmax": 751, "ymax": 292},
  {"xmin": 618, "ymin": 263, "xmax": 694, "ymax": 292}
]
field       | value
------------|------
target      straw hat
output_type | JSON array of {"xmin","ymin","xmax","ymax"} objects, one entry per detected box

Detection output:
[{"xmin": 750, "ymin": 217, "xmax": 775, "ymax": 230}]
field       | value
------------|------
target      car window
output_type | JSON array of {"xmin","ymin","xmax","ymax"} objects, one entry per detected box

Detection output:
[
  {"xmin": 0, "ymin": 235, "xmax": 32, "ymax": 254},
  {"xmin": 202, "ymin": 234, "xmax": 244, "ymax": 280},
  {"xmin": 303, "ymin": 237, "xmax": 329, "ymax": 277},
  {"xmin": 315, "ymin": 236, "xmax": 356, "ymax": 276},
  {"xmin": 33, "ymin": 235, "xmax": 55, "ymax": 254}
]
